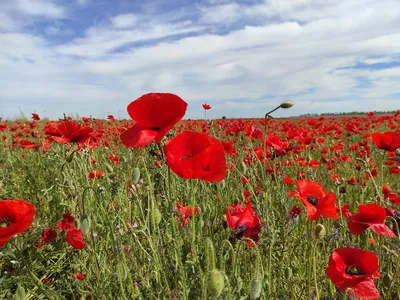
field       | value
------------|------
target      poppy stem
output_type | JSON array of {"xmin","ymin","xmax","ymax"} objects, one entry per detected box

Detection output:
[
  {"xmin": 313, "ymin": 241, "xmax": 320, "ymax": 300},
  {"xmin": 263, "ymin": 105, "xmax": 281, "ymax": 166}
]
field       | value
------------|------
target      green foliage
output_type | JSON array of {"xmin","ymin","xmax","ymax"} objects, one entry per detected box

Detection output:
[{"xmin": 0, "ymin": 119, "xmax": 399, "ymax": 300}]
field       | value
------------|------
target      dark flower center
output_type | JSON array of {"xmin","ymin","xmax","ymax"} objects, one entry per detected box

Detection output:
[
  {"xmin": 232, "ymin": 225, "xmax": 246, "ymax": 239},
  {"xmin": 306, "ymin": 196, "xmax": 320, "ymax": 206},
  {"xmin": 151, "ymin": 127, "xmax": 160, "ymax": 131},
  {"xmin": 345, "ymin": 265, "xmax": 365, "ymax": 276},
  {"xmin": 0, "ymin": 218, "xmax": 12, "ymax": 228}
]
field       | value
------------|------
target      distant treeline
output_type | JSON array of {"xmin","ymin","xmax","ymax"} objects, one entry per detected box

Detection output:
[{"xmin": 300, "ymin": 110, "xmax": 398, "ymax": 117}]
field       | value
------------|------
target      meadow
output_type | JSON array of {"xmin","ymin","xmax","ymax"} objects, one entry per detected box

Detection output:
[{"xmin": 0, "ymin": 94, "xmax": 399, "ymax": 300}]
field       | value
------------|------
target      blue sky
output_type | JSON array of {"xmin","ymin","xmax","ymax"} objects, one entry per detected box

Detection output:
[{"xmin": 0, "ymin": 0, "xmax": 399, "ymax": 120}]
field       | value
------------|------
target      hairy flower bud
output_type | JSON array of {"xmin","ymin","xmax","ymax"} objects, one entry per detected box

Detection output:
[
  {"xmin": 313, "ymin": 224, "xmax": 326, "ymax": 239},
  {"xmin": 207, "ymin": 269, "xmax": 224, "ymax": 297}
]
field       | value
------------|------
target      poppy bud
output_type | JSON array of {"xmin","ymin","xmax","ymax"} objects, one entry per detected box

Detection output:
[
  {"xmin": 80, "ymin": 215, "xmax": 91, "ymax": 236},
  {"xmin": 131, "ymin": 168, "xmax": 140, "ymax": 184},
  {"xmin": 15, "ymin": 284, "xmax": 26, "ymax": 300},
  {"xmin": 284, "ymin": 267, "xmax": 293, "ymax": 279},
  {"xmin": 66, "ymin": 151, "xmax": 75, "ymax": 163},
  {"xmin": 116, "ymin": 263, "xmax": 128, "ymax": 281},
  {"xmin": 106, "ymin": 164, "xmax": 114, "ymax": 173},
  {"xmin": 207, "ymin": 269, "xmax": 224, "ymax": 298},
  {"xmin": 249, "ymin": 276, "xmax": 262, "ymax": 299},
  {"xmin": 280, "ymin": 101, "xmax": 295, "ymax": 109},
  {"xmin": 199, "ymin": 219, "xmax": 204, "ymax": 229},
  {"xmin": 313, "ymin": 224, "xmax": 326, "ymax": 239},
  {"xmin": 152, "ymin": 208, "xmax": 162, "ymax": 226}
]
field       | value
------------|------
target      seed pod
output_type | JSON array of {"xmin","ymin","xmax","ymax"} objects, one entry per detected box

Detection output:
[{"xmin": 207, "ymin": 269, "xmax": 224, "ymax": 298}]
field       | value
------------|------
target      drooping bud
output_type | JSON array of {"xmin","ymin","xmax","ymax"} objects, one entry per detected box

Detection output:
[
  {"xmin": 106, "ymin": 164, "xmax": 114, "ymax": 173},
  {"xmin": 207, "ymin": 269, "xmax": 224, "ymax": 298},
  {"xmin": 284, "ymin": 266, "xmax": 293, "ymax": 279},
  {"xmin": 131, "ymin": 168, "xmax": 140, "ymax": 184},
  {"xmin": 313, "ymin": 224, "xmax": 326, "ymax": 239},
  {"xmin": 152, "ymin": 207, "xmax": 162, "ymax": 226},
  {"xmin": 249, "ymin": 276, "xmax": 262, "ymax": 299},
  {"xmin": 80, "ymin": 214, "xmax": 91, "ymax": 236}
]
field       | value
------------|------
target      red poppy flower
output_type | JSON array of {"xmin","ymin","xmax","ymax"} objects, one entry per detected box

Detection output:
[
  {"xmin": 88, "ymin": 170, "xmax": 104, "ymax": 180},
  {"xmin": 289, "ymin": 206, "xmax": 302, "ymax": 219},
  {"xmin": 66, "ymin": 228, "xmax": 85, "ymax": 250},
  {"xmin": 221, "ymin": 140, "xmax": 237, "ymax": 156},
  {"xmin": 175, "ymin": 201, "xmax": 199, "ymax": 227},
  {"xmin": 288, "ymin": 180, "xmax": 339, "ymax": 220},
  {"xmin": 19, "ymin": 140, "xmax": 38, "ymax": 149},
  {"xmin": 44, "ymin": 121, "xmax": 93, "ymax": 144},
  {"xmin": 347, "ymin": 204, "xmax": 395, "ymax": 237},
  {"xmin": 226, "ymin": 201, "xmax": 262, "ymax": 246},
  {"xmin": 107, "ymin": 115, "xmax": 115, "ymax": 121},
  {"xmin": 0, "ymin": 200, "xmax": 36, "ymax": 248},
  {"xmin": 72, "ymin": 273, "xmax": 86, "ymax": 280},
  {"xmin": 41, "ymin": 227, "xmax": 57, "ymax": 244},
  {"xmin": 120, "ymin": 93, "xmax": 187, "ymax": 148},
  {"xmin": 57, "ymin": 212, "xmax": 75, "ymax": 231},
  {"xmin": 0, "ymin": 124, "xmax": 8, "ymax": 131},
  {"xmin": 202, "ymin": 103, "xmax": 211, "ymax": 110},
  {"xmin": 31, "ymin": 113, "xmax": 40, "ymax": 121},
  {"xmin": 165, "ymin": 131, "xmax": 227, "ymax": 182},
  {"xmin": 109, "ymin": 155, "xmax": 119, "ymax": 164},
  {"xmin": 326, "ymin": 248, "xmax": 380, "ymax": 300},
  {"xmin": 371, "ymin": 131, "xmax": 400, "ymax": 151},
  {"xmin": 283, "ymin": 175, "xmax": 294, "ymax": 185}
]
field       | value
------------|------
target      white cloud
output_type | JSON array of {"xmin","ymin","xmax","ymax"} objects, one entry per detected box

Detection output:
[
  {"xmin": 15, "ymin": 0, "xmax": 65, "ymax": 18},
  {"xmin": 111, "ymin": 13, "xmax": 138, "ymax": 28},
  {"xmin": 199, "ymin": 3, "xmax": 242, "ymax": 24},
  {"xmin": 361, "ymin": 56, "xmax": 398, "ymax": 65},
  {"xmin": 56, "ymin": 20, "xmax": 205, "ymax": 58}
]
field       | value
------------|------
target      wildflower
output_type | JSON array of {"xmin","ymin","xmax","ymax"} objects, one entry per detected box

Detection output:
[
  {"xmin": 348, "ymin": 204, "xmax": 395, "ymax": 237},
  {"xmin": 66, "ymin": 228, "xmax": 85, "ymax": 250},
  {"xmin": 57, "ymin": 212, "xmax": 75, "ymax": 231},
  {"xmin": 120, "ymin": 93, "xmax": 187, "ymax": 148},
  {"xmin": 165, "ymin": 131, "xmax": 227, "ymax": 182},
  {"xmin": 0, "ymin": 200, "xmax": 36, "ymax": 247},
  {"xmin": 226, "ymin": 201, "xmax": 261, "ymax": 246},
  {"xmin": 288, "ymin": 180, "xmax": 339, "ymax": 220},
  {"xmin": 326, "ymin": 248, "xmax": 380, "ymax": 300}
]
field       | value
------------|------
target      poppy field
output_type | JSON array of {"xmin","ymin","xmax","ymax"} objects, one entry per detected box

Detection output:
[{"xmin": 1, "ymin": 93, "xmax": 400, "ymax": 300}]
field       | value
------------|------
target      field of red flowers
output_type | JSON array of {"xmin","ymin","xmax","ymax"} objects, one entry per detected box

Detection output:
[{"xmin": 0, "ymin": 93, "xmax": 400, "ymax": 299}]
